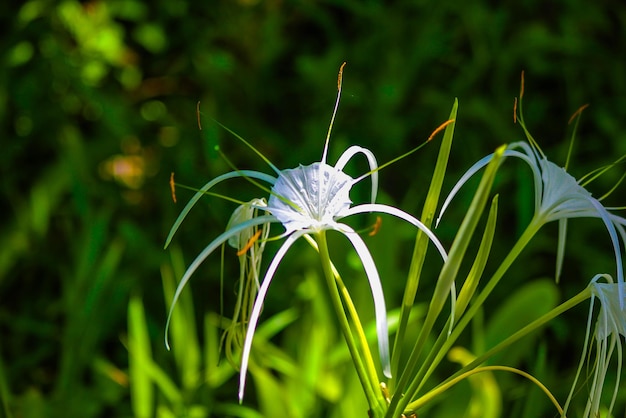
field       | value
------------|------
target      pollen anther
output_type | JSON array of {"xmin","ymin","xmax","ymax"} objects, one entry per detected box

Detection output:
[
  {"xmin": 170, "ymin": 172, "xmax": 177, "ymax": 203},
  {"xmin": 369, "ymin": 216, "xmax": 382, "ymax": 236},
  {"xmin": 428, "ymin": 119, "xmax": 455, "ymax": 142},
  {"xmin": 236, "ymin": 229, "xmax": 263, "ymax": 256}
]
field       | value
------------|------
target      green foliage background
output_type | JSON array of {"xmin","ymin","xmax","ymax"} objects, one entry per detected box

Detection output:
[{"xmin": 1, "ymin": 0, "xmax": 625, "ymax": 417}]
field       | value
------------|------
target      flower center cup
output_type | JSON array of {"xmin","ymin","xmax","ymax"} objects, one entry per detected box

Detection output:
[{"xmin": 268, "ymin": 162, "xmax": 354, "ymax": 233}]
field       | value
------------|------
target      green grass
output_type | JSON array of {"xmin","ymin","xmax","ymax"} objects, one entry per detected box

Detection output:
[{"xmin": 1, "ymin": 1, "xmax": 625, "ymax": 417}]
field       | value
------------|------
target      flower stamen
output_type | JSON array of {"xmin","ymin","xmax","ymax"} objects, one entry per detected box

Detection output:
[
  {"xmin": 369, "ymin": 216, "xmax": 382, "ymax": 237},
  {"xmin": 568, "ymin": 103, "xmax": 590, "ymax": 125},
  {"xmin": 428, "ymin": 119, "xmax": 456, "ymax": 142},
  {"xmin": 236, "ymin": 229, "xmax": 263, "ymax": 256},
  {"xmin": 321, "ymin": 61, "xmax": 347, "ymax": 165},
  {"xmin": 197, "ymin": 100, "xmax": 203, "ymax": 130},
  {"xmin": 170, "ymin": 172, "xmax": 177, "ymax": 203}
]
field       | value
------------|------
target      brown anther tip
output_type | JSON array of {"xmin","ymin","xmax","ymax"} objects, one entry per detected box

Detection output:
[
  {"xmin": 196, "ymin": 101, "xmax": 202, "ymax": 130},
  {"xmin": 169, "ymin": 172, "xmax": 177, "ymax": 203},
  {"xmin": 513, "ymin": 97, "xmax": 518, "ymax": 124},
  {"xmin": 428, "ymin": 119, "xmax": 455, "ymax": 142},
  {"xmin": 568, "ymin": 103, "xmax": 590, "ymax": 125},
  {"xmin": 520, "ymin": 70, "xmax": 525, "ymax": 99},
  {"xmin": 236, "ymin": 229, "xmax": 263, "ymax": 256},
  {"xmin": 369, "ymin": 216, "xmax": 382, "ymax": 236},
  {"xmin": 338, "ymin": 62, "xmax": 347, "ymax": 91}
]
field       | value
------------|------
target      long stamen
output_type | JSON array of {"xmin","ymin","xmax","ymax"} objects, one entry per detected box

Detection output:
[
  {"xmin": 428, "ymin": 119, "xmax": 456, "ymax": 142},
  {"xmin": 197, "ymin": 101, "xmax": 281, "ymax": 175},
  {"xmin": 356, "ymin": 118, "xmax": 455, "ymax": 182},
  {"xmin": 236, "ymin": 229, "xmax": 263, "ymax": 256},
  {"xmin": 568, "ymin": 103, "xmax": 590, "ymax": 125},
  {"xmin": 565, "ymin": 103, "xmax": 589, "ymax": 170},
  {"xmin": 369, "ymin": 216, "xmax": 382, "ymax": 237},
  {"xmin": 197, "ymin": 101, "xmax": 203, "ymax": 130},
  {"xmin": 321, "ymin": 62, "xmax": 346, "ymax": 165}
]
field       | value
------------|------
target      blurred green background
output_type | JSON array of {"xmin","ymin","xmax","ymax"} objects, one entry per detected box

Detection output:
[{"xmin": 2, "ymin": 0, "xmax": 625, "ymax": 417}]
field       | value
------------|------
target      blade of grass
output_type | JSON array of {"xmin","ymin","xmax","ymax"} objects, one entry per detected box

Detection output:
[
  {"xmin": 391, "ymin": 100, "xmax": 458, "ymax": 383},
  {"xmin": 388, "ymin": 145, "xmax": 506, "ymax": 417},
  {"xmin": 128, "ymin": 293, "xmax": 154, "ymax": 418},
  {"xmin": 162, "ymin": 246, "xmax": 201, "ymax": 390}
]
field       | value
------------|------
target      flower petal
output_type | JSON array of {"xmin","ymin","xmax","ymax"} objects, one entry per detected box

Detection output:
[
  {"xmin": 238, "ymin": 230, "xmax": 308, "ymax": 402},
  {"xmin": 335, "ymin": 145, "xmax": 379, "ymax": 204},
  {"xmin": 587, "ymin": 198, "xmax": 625, "ymax": 308},
  {"xmin": 334, "ymin": 223, "xmax": 391, "ymax": 378},
  {"xmin": 555, "ymin": 219, "xmax": 568, "ymax": 282},
  {"xmin": 345, "ymin": 203, "xmax": 448, "ymax": 262},
  {"xmin": 268, "ymin": 163, "xmax": 353, "ymax": 233},
  {"xmin": 436, "ymin": 144, "xmax": 540, "ymax": 228}
]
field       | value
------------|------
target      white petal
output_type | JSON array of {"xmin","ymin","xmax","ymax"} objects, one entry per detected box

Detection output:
[
  {"xmin": 588, "ymin": 198, "xmax": 625, "ymax": 309},
  {"xmin": 539, "ymin": 159, "xmax": 595, "ymax": 221},
  {"xmin": 334, "ymin": 223, "xmax": 392, "ymax": 378},
  {"xmin": 335, "ymin": 145, "xmax": 379, "ymax": 204},
  {"xmin": 238, "ymin": 230, "xmax": 307, "ymax": 402},
  {"xmin": 345, "ymin": 203, "xmax": 448, "ymax": 262},
  {"xmin": 268, "ymin": 163, "xmax": 353, "ymax": 233}
]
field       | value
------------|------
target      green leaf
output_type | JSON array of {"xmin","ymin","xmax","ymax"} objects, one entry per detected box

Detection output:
[
  {"xmin": 162, "ymin": 247, "xmax": 201, "ymax": 390},
  {"xmin": 392, "ymin": 99, "xmax": 458, "ymax": 379},
  {"xmin": 128, "ymin": 293, "xmax": 154, "ymax": 418}
]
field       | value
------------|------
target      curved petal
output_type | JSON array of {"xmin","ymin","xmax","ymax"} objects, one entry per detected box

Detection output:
[
  {"xmin": 165, "ymin": 215, "xmax": 278, "ymax": 349},
  {"xmin": 238, "ymin": 230, "xmax": 308, "ymax": 402},
  {"xmin": 268, "ymin": 163, "xmax": 353, "ymax": 233},
  {"xmin": 165, "ymin": 171, "xmax": 276, "ymax": 248},
  {"xmin": 436, "ymin": 153, "xmax": 494, "ymax": 227},
  {"xmin": 436, "ymin": 146, "xmax": 539, "ymax": 227},
  {"xmin": 555, "ymin": 218, "xmax": 568, "ymax": 282},
  {"xmin": 345, "ymin": 203, "xmax": 448, "ymax": 262},
  {"xmin": 334, "ymin": 223, "xmax": 391, "ymax": 378},
  {"xmin": 508, "ymin": 142, "xmax": 544, "ymax": 211},
  {"xmin": 335, "ymin": 145, "xmax": 379, "ymax": 204},
  {"xmin": 588, "ymin": 198, "xmax": 625, "ymax": 308}
]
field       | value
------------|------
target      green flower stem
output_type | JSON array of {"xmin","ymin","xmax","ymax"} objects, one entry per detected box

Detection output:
[
  {"xmin": 315, "ymin": 231, "xmax": 387, "ymax": 417},
  {"xmin": 406, "ymin": 288, "xmax": 590, "ymax": 413},
  {"xmin": 408, "ymin": 220, "xmax": 542, "ymax": 399},
  {"xmin": 406, "ymin": 365, "xmax": 564, "ymax": 415},
  {"xmin": 438, "ymin": 286, "xmax": 591, "ymax": 387},
  {"xmin": 303, "ymin": 235, "xmax": 381, "ymax": 393}
]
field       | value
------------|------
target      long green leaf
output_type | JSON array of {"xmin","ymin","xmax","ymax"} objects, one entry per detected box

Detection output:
[
  {"xmin": 388, "ymin": 145, "xmax": 506, "ymax": 417},
  {"xmin": 128, "ymin": 293, "xmax": 154, "ymax": 418},
  {"xmin": 391, "ymin": 99, "xmax": 458, "ymax": 381}
]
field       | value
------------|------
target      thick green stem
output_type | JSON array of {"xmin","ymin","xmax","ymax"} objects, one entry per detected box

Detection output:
[
  {"xmin": 315, "ymin": 231, "xmax": 387, "ymax": 417},
  {"xmin": 409, "ymin": 220, "xmax": 541, "ymax": 399},
  {"xmin": 405, "ymin": 287, "xmax": 591, "ymax": 413}
]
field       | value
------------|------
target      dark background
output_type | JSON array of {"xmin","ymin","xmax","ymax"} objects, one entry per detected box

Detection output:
[{"xmin": 1, "ymin": 0, "xmax": 625, "ymax": 417}]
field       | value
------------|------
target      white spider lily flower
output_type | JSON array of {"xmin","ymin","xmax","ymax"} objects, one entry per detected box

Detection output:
[
  {"xmin": 437, "ymin": 139, "xmax": 625, "ymax": 306},
  {"xmin": 165, "ymin": 149, "xmax": 448, "ymax": 403},
  {"xmin": 564, "ymin": 274, "xmax": 625, "ymax": 418},
  {"xmin": 165, "ymin": 66, "xmax": 450, "ymax": 403}
]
